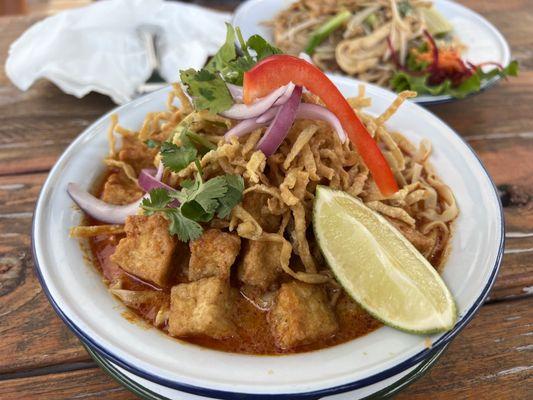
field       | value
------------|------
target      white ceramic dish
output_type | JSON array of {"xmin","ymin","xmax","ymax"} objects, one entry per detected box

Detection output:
[
  {"xmin": 33, "ymin": 78, "xmax": 503, "ymax": 399},
  {"xmin": 232, "ymin": 0, "xmax": 512, "ymax": 105},
  {"xmin": 84, "ymin": 342, "xmax": 448, "ymax": 400}
]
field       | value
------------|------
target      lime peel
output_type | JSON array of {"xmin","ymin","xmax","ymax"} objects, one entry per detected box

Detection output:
[{"xmin": 313, "ymin": 186, "xmax": 457, "ymax": 334}]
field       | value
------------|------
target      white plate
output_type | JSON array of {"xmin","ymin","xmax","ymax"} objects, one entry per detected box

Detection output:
[
  {"xmin": 232, "ymin": 0, "xmax": 511, "ymax": 105},
  {"xmin": 32, "ymin": 79, "xmax": 503, "ymax": 398},
  {"xmin": 84, "ymin": 342, "xmax": 448, "ymax": 400}
]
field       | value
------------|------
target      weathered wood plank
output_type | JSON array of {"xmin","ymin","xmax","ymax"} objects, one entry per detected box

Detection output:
[
  {"xmin": 0, "ymin": 82, "xmax": 113, "ymax": 175},
  {"xmin": 0, "ymin": 297, "xmax": 530, "ymax": 400},
  {"xmin": 397, "ymin": 298, "xmax": 533, "ymax": 400},
  {"xmin": 0, "ymin": 173, "xmax": 89, "ymax": 374},
  {"xmin": 0, "ymin": 367, "xmax": 136, "ymax": 400}
]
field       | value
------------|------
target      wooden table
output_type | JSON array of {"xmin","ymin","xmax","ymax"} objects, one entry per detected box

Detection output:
[{"xmin": 0, "ymin": 1, "xmax": 531, "ymax": 399}]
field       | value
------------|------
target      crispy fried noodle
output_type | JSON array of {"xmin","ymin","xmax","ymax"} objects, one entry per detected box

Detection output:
[{"xmin": 86, "ymin": 84, "xmax": 456, "ymax": 279}]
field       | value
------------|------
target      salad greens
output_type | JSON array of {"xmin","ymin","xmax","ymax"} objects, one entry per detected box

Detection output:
[{"xmin": 391, "ymin": 58, "xmax": 518, "ymax": 99}]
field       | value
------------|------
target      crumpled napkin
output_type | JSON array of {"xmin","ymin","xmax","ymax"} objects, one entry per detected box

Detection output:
[{"xmin": 5, "ymin": 0, "xmax": 231, "ymax": 104}]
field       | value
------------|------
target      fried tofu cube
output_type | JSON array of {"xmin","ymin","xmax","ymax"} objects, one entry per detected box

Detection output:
[
  {"xmin": 101, "ymin": 171, "xmax": 143, "ymax": 205},
  {"xmin": 188, "ymin": 229, "xmax": 241, "ymax": 281},
  {"xmin": 269, "ymin": 281, "xmax": 338, "ymax": 349},
  {"xmin": 238, "ymin": 240, "xmax": 282, "ymax": 290},
  {"xmin": 168, "ymin": 277, "xmax": 236, "ymax": 339},
  {"xmin": 110, "ymin": 215, "xmax": 177, "ymax": 287}
]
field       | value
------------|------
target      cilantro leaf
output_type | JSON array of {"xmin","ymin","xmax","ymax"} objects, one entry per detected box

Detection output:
[
  {"xmin": 206, "ymin": 23, "xmax": 237, "ymax": 73},
  {"xmin": 181, "ymin": 25, "xmax": 283, "ymax": 100},
  {"xmin": 166, "ymin": 208, "xmax": 203, "ymax": 242},
  {"xmin": 246, "ymin": 35, "xmax": 282, "ymax": 60},
  {"xmin": 180, "ymin": 201, "xmax": 214, "ymax": 222},
  {"xmin": 180, "ymin": 179, "xmax": 196, "ymax": 190},
  {"xmin": 140, "ymin": 174, "xmax": 243, "ymax": 241},
  {"xmin": 179, "ymin": 68, "xmax": 234, "ymax": 114},
  {"xmin": 221, "ymin": 57, "xmax": 255, "ymax": 85},
  {"xmin": 216, "ymin": 175, "xmax": 244, "ymax": 218},
  {"xmin": 141, "ymin": 189, "xmax": 172, "ymax": 214},
  {"xmin": 183, "ymin": 130, "xmax": 216, "ymax": 154},
  {"xmin": 160, "ymin": 141, "xmax": 197, "ymax": 173},
  {"xmin": 187, "ymin": 175, "xmax": 228, "ymax": 213}
]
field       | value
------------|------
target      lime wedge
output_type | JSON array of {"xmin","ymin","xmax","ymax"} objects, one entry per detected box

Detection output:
[{"xmin": 313, "ymin": 186, "xmax": 456, "ymax": 334}]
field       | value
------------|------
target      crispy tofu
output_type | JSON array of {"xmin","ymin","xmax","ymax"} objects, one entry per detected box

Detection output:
[
  {"xmin": 269, "ymin": 281, "xmax": 338, "ymax": 349},
  {"xmin": 110, "ymin": 215, "xmax": 177, "ymax": 287},
  {"xmin": 168, "ymin": 277, "xmax": 236, "ymax": 339},
  {"xmin": 238, "ymin": 240, "xmax": 282, "ymax": 290},
  {"xmin": 188, "ymin": 229, "xmax": 241, "ymax": 281},
  {"xmin": 101, "ymin": 171, "xmax": 143, "ymax": 205},
  {"xmin": 118, "ymin": 134, "xmax": 158, "ymax": 174}
]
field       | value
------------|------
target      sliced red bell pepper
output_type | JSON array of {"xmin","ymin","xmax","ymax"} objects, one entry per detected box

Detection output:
[{"xmin": 243, "ymin": 55, "xmax": 398, "ymax": 196}]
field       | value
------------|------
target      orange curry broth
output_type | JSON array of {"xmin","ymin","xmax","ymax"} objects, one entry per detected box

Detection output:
[{"xmin": 88, "ymin": 229, "xmax": 381, "ymax": 354}]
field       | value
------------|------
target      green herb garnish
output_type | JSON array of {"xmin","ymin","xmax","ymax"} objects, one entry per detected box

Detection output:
[
  {"xmin": 179, "ymin": 68, "xmax": 234, "ymax": 114},
  {"xmin": 391, "ymin": 60, "xmax": 519, "ymax": 98},
  {"xmin": 179, "ymin": 24, "xmax": 282, "ymax": 114},
  {"xmin": 160, "ymin": 141, "xmax": 198, "ymax": 173},
  {"xmin": 141, "ymin": 172, "xmax": 244, "ymax": 241},
  {"xmin": 144, "ymin": 125, "xmax": 244, "ymax": 241}
]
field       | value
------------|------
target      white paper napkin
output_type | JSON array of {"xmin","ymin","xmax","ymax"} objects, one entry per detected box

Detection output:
[{"xmin": 5, "ymin": 0, "xmax": 231, "ymax": 104}]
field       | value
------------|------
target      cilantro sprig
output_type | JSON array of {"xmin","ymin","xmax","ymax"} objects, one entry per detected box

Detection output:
[
  {"xmin": 160, "ymin": 129, "xmax": 216, "ymax": 173},
  {"xmin": 179, "ymin": 24, "xmax": 282, "ymax": 114},
  {"xmin": 143, "ymin": 129, "xmax": 243, "ymax": 241},
  {"xmin": 141, "ymin": 173, "xmax": 244, "ymax": 242}
]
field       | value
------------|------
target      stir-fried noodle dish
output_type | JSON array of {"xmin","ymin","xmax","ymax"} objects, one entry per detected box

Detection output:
[
  {"xmin": 270, "ymin": 0, "xmax": 436, "ymax": 85},
  {"xmin": 69, "ymin": 27, "xmax": 458, "ymax": 354},
  {"xmin": 268, "ymin": 0, "xmax": 518, "ymax": 97}
]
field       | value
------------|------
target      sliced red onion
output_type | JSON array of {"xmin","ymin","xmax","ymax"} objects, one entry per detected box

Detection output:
[
  {"xmin": 67, "ymin": 182, "xmax": 142, "ymax": 224},
  {"xmin": 220, "ymin": 84, "xmax": 292, "ymax": 120},
  {"xmin": 257, "ymin": 86, "xmax": 303, "ymax": 157},
  {"xmin": 139, "ymin": 167, "xmax": 180, "ymax": 207},
  {"xmin": 298, "ymin": 52, "xmax": 314, "ymax": 64},
  {"xmin": 154, "ymin": 162, "xmax": 164, "ymax": 181},
  {"xmin": 255, "ymin": 106, "xmax": 280, "ymax": 124},
  {"xmin": 139, "ymin": 168, "xmax": 175, "ymax": 193},
  {"xmin": 296, "ymin": 103, "xmax": 347, "ymax": 143},
  {"xmin": 224, "ymin": 119, "xmax": 268, "ymax": 141},
  {"xmin": 272, "ymin": 82, "xmax": 295, "ymax": 106},
  {"xmin": 226, "ymin": 83, "xmax": 243, "ymax": 101}
]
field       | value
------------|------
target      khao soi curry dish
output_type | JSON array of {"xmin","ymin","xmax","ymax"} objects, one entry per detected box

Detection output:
[{"xmin": 68, "ymin": 26, "xmax": 458, "ymax": 354}]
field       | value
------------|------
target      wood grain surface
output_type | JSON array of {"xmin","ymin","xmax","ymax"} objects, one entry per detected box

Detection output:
[{"xmin": 0, "ymin": 1, "xmax": 531, "ymax": 399}]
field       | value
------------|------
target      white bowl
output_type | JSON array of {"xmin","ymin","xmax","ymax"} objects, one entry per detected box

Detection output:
[
  {"xmin": 83, "ymin": 341, "xmax": 448, "ymax": 400},
  {"xmin": 32, "ymin": 78, "xmax": 503, "ymax": 398},
  {"xmin": 232, "ymin": 0, "xmax": 512, "ymax": 105}
]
